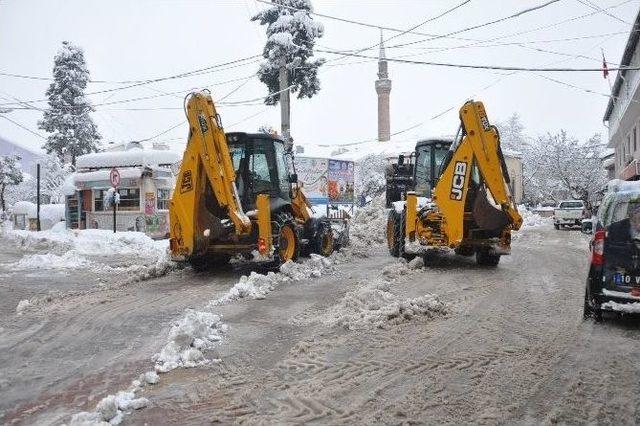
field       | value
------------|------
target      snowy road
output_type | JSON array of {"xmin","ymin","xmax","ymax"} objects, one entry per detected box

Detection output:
[{"xmin": 3, "ymin": 224, "xmax": 640, "ymax": 424}]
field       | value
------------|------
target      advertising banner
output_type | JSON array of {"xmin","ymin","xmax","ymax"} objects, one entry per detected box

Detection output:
[
  {"xmin": 294, "ymin": 157, "xmax": 329, "ymax": 204},
  {"xmin": 144, "ymin": 192, "xmax": 155, "ymax": 215},
  {"xmin": 327, "ymin": 159, "xmax": 355, "ymax": 203}
]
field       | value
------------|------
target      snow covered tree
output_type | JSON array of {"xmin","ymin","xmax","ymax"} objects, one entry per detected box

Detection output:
[
  {"xmin": 0, "ymin": 154, "xmax": 24, "ymax": 212},
  {"xmin": 38, "ymin": 41, "xmax": 101, "ymax": 167},
  {"xmin": 355, "ymin": 154, "xmax": 387, "ymax": 201},
  {"xmin": 41, "ymin": 154, "xmax": 71, "ymax": 204},
  {"xmin": 496, "ymin": 113, "xmax": 527, "ymax": 152},
  {"xmin": 252, "ymin": 0, "xmax": 325, "ymax": 105},
  {"xmin": 523, "ymin": 131, "xmax": 607, "ymax": 208}
]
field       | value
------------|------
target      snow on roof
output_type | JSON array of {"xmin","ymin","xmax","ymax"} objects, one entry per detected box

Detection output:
[
  {"xmin": 73, "ymin": 167, "xmax": 144, "ymax": 183},
  {"xmin": 599, "ymin": 148, "xmax": 615, "ymax": 159},
  {"xmin": 12, "ymin": 201, "xmax": 36, "ymax": 216},
  {"xmin": 607, "ymin": 179, "xmax": 640, "ymax": 193},
  {"xmin": 76, "ymin": 148, "xmax": 180, "ymax": 170},
  {"xmin": 602, "ymin": 157, "xmax": 615, "ymax": 168},
  {"xmin": 32, "ymin": 204, "xmax": 65, "ymax": 221},
  {"xmin": 503, "ymin": 148, "xmax": 523, "ymax": 158}
]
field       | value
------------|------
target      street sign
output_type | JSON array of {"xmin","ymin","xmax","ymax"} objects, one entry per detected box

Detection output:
[{"xmin": 110, "ymin": 168, "xmax": 121, "ymax": 187}]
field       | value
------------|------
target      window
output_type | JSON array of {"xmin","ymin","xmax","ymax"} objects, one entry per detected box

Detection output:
[
  {"xmin": 94, "ymin": 189, "xmax": 106, "ymax": 211},
  {"xmin": 157, "ymin": 189, "xmax": 171, "ymax": 210},
  {"xmin": 118, "ymin": 188, "xmax": 140, "ymax": 211},
  {"xmin": 559, "ymin": 201, "xmax": 584, "ymax": 209},
  {"xmin": 94, "ymin": 188, "xmax": 140, "ymax": 212},
  {"xmin": 273, "ymin": 141, "xmax": 291, "ymax": 194}
]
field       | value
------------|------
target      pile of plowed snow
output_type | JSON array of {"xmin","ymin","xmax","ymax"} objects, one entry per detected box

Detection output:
[
  {"xmin": 325, "ymin": 259, "xmax": 446, "ymax": 330},
  {"xmin": 519, "ymin": 207, "xmax": 550, "ymax": 228},
  {"xmin": 11, "ymin": 250, "xmax": 92, "ymax": 270},
  {"xmin": 212, "ymin": 253, "xmax": 335, "ymax": 306},
  {"xmin": 153, "ymin": 310, "xmax": 227, "ymax": 373},
  {"xmin": 349, "ymin": 196, "xmax": 388, "ymax": 256},
  {"xmin": 4, "ymin": 227, "xmax": 167, "ymax": 257}
]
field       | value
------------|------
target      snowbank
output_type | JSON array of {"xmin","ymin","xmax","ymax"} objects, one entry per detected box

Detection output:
[
  {"xmin": 11, "ymin": 201, "xmax": 36, "ymax": 216},
  {"xmin": 11, "ymin": 250, "xmax": 92, "ymax": 270},
  {"xmin": 69, "ymin": 379, "xmax": 150, "ymax": 425},
  {"xmin": 325, "ymin": 261, "xmax": 446, "ymax": 330},
  {"xmin": 212, "ymin": 254, "xmax": 334, "ymax": 306},
  {"xmin": 519, "ymin": 207, "xmax": 550, "ymax": 228},
  {"xmin": 4, "ymin": 227, "xmax": 166, "ymax": 257},
  {"xmin": 153, "ymin": 309, "xmax": 226, "ymax": 373},
  {"xmin": 349, "ymin": 196, "xmax": 388, "ymax": 256}
]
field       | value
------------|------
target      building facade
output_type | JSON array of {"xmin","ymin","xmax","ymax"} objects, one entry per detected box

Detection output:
[
  {"xmin": 375, "ymin": 32, "xmax": 391, "ymax": 142},
  {"xmin": 603, "ymin": 9, "xmax": 640, "ymax": 180},
  {"xmin": 65, "ymin": 142, "xmax": 180, "ymax": 238}
]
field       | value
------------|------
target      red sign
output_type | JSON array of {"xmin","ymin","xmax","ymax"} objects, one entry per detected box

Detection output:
[{"xmin": 109, "ymin": 168, "xmax": 121, "ymax": 187}]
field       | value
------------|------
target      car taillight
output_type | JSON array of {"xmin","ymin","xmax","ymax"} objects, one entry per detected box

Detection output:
[
  {"xmin": 582, "ymin": 209, "xmax": 588, "ymax": 218},
  {"xmin": 591, "ymin": 230, "xmax": 605, "ymax": 265}
]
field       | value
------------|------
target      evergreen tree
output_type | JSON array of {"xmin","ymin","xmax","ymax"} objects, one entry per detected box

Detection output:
[
  {"xmin": 38, "ymin": 41, "xmax": 101, "ymax": 167},
  {"xmin": 252, "ymin": 0, "xmax": 325, "ymax": 105},
  {"xmin": 0, "ymin": 154, "xmax": 24, "ymax": 213}
]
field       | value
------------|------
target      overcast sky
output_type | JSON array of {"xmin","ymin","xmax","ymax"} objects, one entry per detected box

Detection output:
[{"xmin": 0, "ymin": 0, "xmax": 638, "ymax": 154}]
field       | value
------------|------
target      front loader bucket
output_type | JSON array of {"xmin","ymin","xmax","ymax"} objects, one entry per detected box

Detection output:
[{"xmin": 472, "ymin": 187, "xmax": 509, "ymax": 232}]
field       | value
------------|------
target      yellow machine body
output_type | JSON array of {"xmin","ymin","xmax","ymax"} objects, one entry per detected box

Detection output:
[{"xmin": 401, "ymin": 101, "xmax": 522, "ymax": 257}]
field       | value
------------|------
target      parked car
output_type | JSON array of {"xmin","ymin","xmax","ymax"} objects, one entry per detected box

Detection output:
[
  {"xmin": 553, "ymin": 200, "xmax": 588, "ymax": 229},
  {"xmin": 584, "ymin": 181, "xmax": 640, "ymax": 321}
]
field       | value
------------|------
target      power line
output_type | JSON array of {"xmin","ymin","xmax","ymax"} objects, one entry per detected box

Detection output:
[
  {"xmin": 253, "ymin": 0, "xmax": 481, "ymax": 42},
  {"xmin": 0, "ymin": 115, "xmax": 46, "ymax": 139},
  {"xmin": 133, "ymin": 120, "xmax": 186, "ymax": 143},
  {"xmin": 575, "ymin": 0, "xmax": 633, "ymax": 25},
  {"xmin": 0, "ymin": 55, "xmax": 261, "ymax": 107},
  {"xmin": 387, "ymin": 0, "xmax": 636, "ymax": 52},
  {"xmin": 316, "ymin": 49, "xmax": 638, "ymax": 72},
  {"xmin": 383, "ymin": 0, "xmax": 562, "ymax": 51},
  {"xmin": 0, "ymin": 56, "xmax": 261, "ymax": 85},
  {"xmin": 335, "ymin": 0, "xmax": 473, "ymax": 61}
]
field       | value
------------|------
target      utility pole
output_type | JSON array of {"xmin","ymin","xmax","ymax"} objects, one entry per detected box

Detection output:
[
  {"xmin": 36, "ymin": 163, "xmax": 41, "ymax": 231},
  {"xmin": 279, "ymin": 62, "xmax": 291, "ymax": 148}
]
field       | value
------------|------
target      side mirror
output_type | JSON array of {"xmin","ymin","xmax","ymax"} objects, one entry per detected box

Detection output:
[
  {"xmin": 289, "ymin": 173, "xmax": 298, "ymax": 184},
  {"xmin": 581, "ymin": 220, "xmax": 593, "ymax": 234},
  {"xmin": 398, "ymin": 154, "xmax": 405, "ymax": 166}
]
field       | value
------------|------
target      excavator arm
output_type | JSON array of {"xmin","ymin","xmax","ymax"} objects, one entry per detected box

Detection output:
[
  {"xmin": 432, "ymin": 101, "xmax": 522, "ymax": 246},
  {"xmin": 169, "ymin": 92, "xmax": 252, "ymax": 259}
]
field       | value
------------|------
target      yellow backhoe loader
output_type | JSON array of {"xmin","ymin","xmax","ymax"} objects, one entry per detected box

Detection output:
[
  {"xmin": 169, "ymin": 91, "xmax": 335, "ymax": 270},
  {"xmin": 386, "ymin": 100, "xmax": 522, "ymax": 266}
]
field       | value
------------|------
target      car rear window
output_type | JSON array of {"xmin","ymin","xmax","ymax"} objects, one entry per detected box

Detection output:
[
  {"xmin": 606, "ymin": 199, "xmax": 640, "ymax": 227},
  {"xmin": 559, "ymin": 201, "xmax": 583, "ymax": 208}
]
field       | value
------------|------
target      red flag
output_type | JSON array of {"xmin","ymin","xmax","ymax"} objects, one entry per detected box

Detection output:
[{"xmin": 602, "ymin": 52, "xmax": 609, "ymax": 79}]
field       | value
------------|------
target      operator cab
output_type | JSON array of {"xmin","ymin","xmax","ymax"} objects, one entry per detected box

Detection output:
[
  {"xmin": 226, "ymin": 132, "xmax": 292, "ymax": 212},
  {"xmin": 413, "ymin": 138, "xmax": 452, "ymax": 198}
]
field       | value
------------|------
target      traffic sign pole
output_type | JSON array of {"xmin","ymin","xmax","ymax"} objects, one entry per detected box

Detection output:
[{"xmin": 110, "ymin": 168, "xmax": 120, "ymax": 233}]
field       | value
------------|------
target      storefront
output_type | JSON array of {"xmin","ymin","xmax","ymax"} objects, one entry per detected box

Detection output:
[{"xmin": 66, "ymin": 145, "xmax": 179, "ymax": 238}]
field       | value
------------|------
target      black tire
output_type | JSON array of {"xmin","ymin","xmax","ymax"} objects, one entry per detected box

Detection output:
[
  {"xmin": 273, "ymin": 212, "xmax": 300, "ymax": 265},
  {"xmin": 189, "ymin": 254, "xmax": 230, "ymax": 272},
  {"xmin": 386, "ymin": 209, "xmax": 405, "ymax": 257},
  {"xmin": 554, "ymin": 223, "xmax": 560, "ymax": 230},
  {"xmin": 583, "ymin": 280, "xmax": 603, "ymax": 322},
  {"xmin": 311, "ymin": 221, "xmax": 335, "ymax": 257},
  {"xmin": 455, "ymin": 245, "xmax": 475, "ymax": 257},
  {"xmin": 476, "ymin": 248, "xmax": 500, "ymax": 266}
]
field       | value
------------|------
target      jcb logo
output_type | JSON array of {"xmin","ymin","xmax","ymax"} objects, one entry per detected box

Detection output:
[
  {"xmin": 180, "ymin": 170, "xmax": 193, "ymax": 194},
  {"xmin": 450, "ymin": 162, "xmax": 467, "ymax": 201}
]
